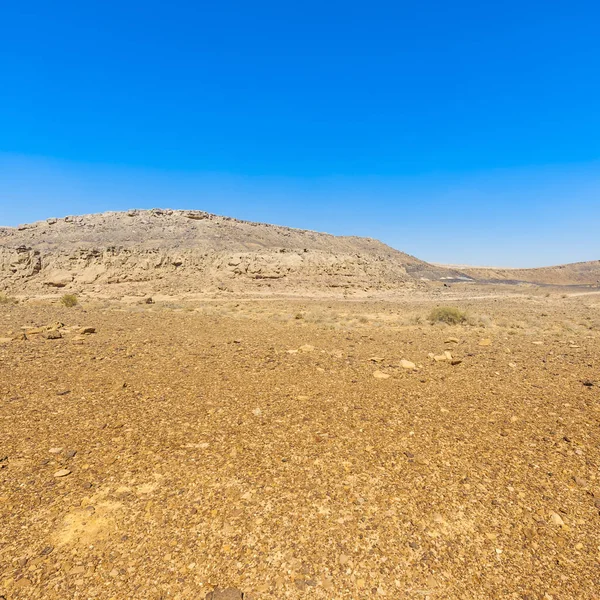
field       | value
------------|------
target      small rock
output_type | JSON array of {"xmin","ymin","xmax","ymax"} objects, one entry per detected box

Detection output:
[
  {"xmin": 451, "ymin": 359, "xmax": 462, "ymax": 365},
  {"xmin": 549, "ymin": 511, "xmax": 564, "ymax": 526},
  {"xmin": 594, "ymin": 498, "xmax": 600, "ymax": 510},
  {"xmin": 53, "ymin": 469, "xmax": 71, "ymax": 478},
  {"xmin": 49, "ymin": 447, "xmax": 63, "ymax": 454},
  {"xmin": 205, "ymin": 589, "xmax": 243, "ymax": 600},
  {"xmin": 64, "ymin": 450, "xmax": 77, "ymax": 459},
  {"xmin": 373, "ymin": 370, "xmax": 390, "ymax": 379},
  {"xmin": 45, "ymin": 330, "xmax": 62, "ymax": 340},
  {"xmin": 445, "ymin": 337, "xmax": 460, "ymax": 344},
  {"xmin": 79, "ymin": 327, "xmax": 96, "ymax": 334},
  {"xmin": 573, "ymin": 477, "xmax": 588, "ymax": 487},
  {"xmin": 298, "ymin": 344, "xmax": 315, "ymax": 353},
  {"xmin": 400, "ymin": 359, "xmax": 416, "ymax": 370},
  {"xmin": 56, "ymin": 390, "xmax": 71, "ymax": 396},
  {"xmin": 479, "ymin": 338, "xmax": 492, "ymax": 347},
  {"xmin": 433, "ymin": 354, "xmax": 447, "ymax": 362}
]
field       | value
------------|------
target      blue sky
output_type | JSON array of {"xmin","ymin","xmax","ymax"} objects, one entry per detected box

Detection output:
[{"xmin": 1, "ymin": 1, "xmax": 599, "ymax": 267}]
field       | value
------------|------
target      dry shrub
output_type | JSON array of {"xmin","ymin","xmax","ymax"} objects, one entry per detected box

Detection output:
[
  {"xmin": 60, "ymin": 294, "xmax": 78, "ymax": 308},
  {"xmin": 428, "ymin": 306, "xmax": 467, "ymax": 325}
]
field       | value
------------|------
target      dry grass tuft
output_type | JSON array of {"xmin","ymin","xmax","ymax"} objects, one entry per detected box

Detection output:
[
  {"xmin": 60, "ymin": 294, "xmax": 78, "ymax": 308},
  {"xmin": 428, "ymin": 306, "xmax": 467, "ymax": 325}
]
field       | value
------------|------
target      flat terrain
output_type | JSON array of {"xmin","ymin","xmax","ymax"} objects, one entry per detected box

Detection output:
[{"xmin": 1, "ymin": 289, "xmax": 600, "ymax": 599}]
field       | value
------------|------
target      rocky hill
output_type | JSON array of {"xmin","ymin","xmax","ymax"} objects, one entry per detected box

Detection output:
[
  {"xmin": 459, "ymin": 261, "xmax": 600, "ymax": 287},
  {"xmin": 0, "ymin": 209, "xmax": 468, "ymax": 296}
]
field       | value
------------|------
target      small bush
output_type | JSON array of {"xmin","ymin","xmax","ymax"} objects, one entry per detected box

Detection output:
[
  {"xmin": 61, "ymin": 294, "xmax": 78, "ymax": 308},
  {"xmin": 428, "ymin": 306, "xmax": 467, "ymax": 325},
  {"xmin": 0, "ymin": 293, "xmax": 17, "ymax": 304}
]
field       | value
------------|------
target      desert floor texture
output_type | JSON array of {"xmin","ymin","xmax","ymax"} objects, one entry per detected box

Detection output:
[{"xmin": 1, "ymin": 288, "xmax": 600, "ymax": 599}]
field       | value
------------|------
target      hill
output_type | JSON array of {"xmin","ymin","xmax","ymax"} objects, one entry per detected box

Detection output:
[
  {"xmin": 0, "ymin": 209, "xmax": 467, "ymax": 296},
  {"xmin": 459, "ymin": 261, "xmax": 600, "ymax": 287}
]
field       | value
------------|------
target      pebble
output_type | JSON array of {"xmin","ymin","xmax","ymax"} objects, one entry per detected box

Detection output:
[
  {"xmin": 479, "ymin": 338, "xmax": 492, "ymax": 347},
  {"xmin": 49, "ymin": 447, "xmax": 63, "ymax": 454},
  {"xmin": 373, "ymin": 371, "xmax": 390, "ymax": 379},
  {"xmin": 298, "ymin": 344, "xmax": 315, "ymax": 353},
  {"xmin": 79, "ymin": 327, "xmax": 96, "ymax": 334},
  {"xmin": 205, "ymin": 589, "xmax": 244, "ymax": 600},
  {"xmin": 549, "ymin": 512, "xmax": 564, "ymax": 526},
  {"xmin": 53, "ymin": 468, "xmax": 71, "ymax": 478},
  {"xmin": 400, "ymin": 359, "xmax": 416, "ymax": 370}
]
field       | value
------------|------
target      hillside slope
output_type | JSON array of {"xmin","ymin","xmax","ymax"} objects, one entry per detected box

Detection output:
[
  {"xmin": 0, "ymin": 209, "xmax": 466, "ymax": 296},
  {"xmin": 460, "ymin": 261, "xmax": 600, "ymax": 287}
]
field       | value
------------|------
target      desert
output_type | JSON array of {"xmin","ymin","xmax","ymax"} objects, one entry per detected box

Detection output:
[{"xmin": 1, "ymin": 211, "xmax": 599, "ymax": 599}]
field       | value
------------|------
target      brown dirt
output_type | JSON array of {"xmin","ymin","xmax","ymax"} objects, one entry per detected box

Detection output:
[{"xmin": 1, "ymin": 289, "xmax": 600, "ymax": 599}]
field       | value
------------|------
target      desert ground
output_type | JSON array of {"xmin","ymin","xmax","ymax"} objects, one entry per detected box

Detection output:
[{"xmin": 1, "ymin": 286, "xmax": 599, "ymax": 599}]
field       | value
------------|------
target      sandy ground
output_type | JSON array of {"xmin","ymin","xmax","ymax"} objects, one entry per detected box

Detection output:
[{"xmin": 1, "ymin": 288, "xmax": 600, "ymax": 599}]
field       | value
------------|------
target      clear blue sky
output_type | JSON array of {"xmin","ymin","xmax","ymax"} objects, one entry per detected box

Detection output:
[{"xmin": 1, "ymin": 1, "xmax": 599, "ymax": 267}]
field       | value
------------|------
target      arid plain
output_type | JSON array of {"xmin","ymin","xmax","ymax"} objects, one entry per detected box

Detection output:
[{"xmin": 2, "ymin": 288, "xmax": 600, "ymax": 600}]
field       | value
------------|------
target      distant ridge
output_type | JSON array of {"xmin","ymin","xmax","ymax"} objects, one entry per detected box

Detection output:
[{"xmin": 455, "ymin": 261, "xmax": 600, "ymax": 287}]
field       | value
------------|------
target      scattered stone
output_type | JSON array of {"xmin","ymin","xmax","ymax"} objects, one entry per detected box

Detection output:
[
  {"xmin": 144, "ymin": 297, "xmax": 154, "ymax": 304},
  {"xmin": 40, "ymin": 546, "xmax": 54, "ymax": 556},
  {"xmin": 56, "ymin": 390, "xmax": 71, "ymax": 396},
  {"xmin": 400, "ymin": 359, "xmax": 416, "ymax": 370},
  {"xmin": 53, "ymin": 468, "xmax": 71, "ymax": 478},
  {"xmin": 433, "ymin": 354, "xmax": 447, "ymax": 362},
  {"xmin": 444, "ymin": 350, "xmax": 453, "ymax": 360},
  {"xmin": 573, "ymin": 477, "xmax": 588, "ymax": 487},
  {"xmin": 369, "ymin": 356, "xmax": 385, "ymax": 363},
  {"xmin": 49, "ymin": 447, "xmax": 63, "ymax": 454},
  {"xmin": 45, "ymin": 330, "xmax": 62, "ymax": 340},
  {"xmin": 205, "ymin": 588, "xmax": 243, "ymax": 600},
  {"xmin": 79, "ymin": 327, "xmax": 96, "ymax": 334},
  {"xmin": 479, "ymin": 338, "xmax": 492, "ymax": 347},
  {"xmin": 27, "ymin": 327, "xmax": 47, "ymax": 335},
  {"xmin": 373, "ymin": 371, "xmax": 390, "ymax": 379},
  {"xmin": 64, "ymin": 450, "xmax": 77, "ymax": 459},
  {"xmin": 451, "ymin": 359, "xmax": 463, "ymax": 365},
  {"xmin": 445, "ymin": 337, "xmax": 460, "ymax": 344},
  {"xmin": 549, "ymin": 511, "xmax": 564, "ymax": 526},
  {"xmin": 582, "ymin": 380, "xmax": 594, "ymax": 387},
  {"xmin": 298, "ymin": 344, "xmax": 315, "ymax": 353}
]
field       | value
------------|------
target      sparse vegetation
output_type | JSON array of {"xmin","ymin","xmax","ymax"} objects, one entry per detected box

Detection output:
[
  {"xmin": 60, "ymin": 294, "xmax": 78, "ymax": 308},
  {"xmin": 0, "ymin": 293, "xmax": 17, "ymax": 304},
  {"xmin": 428, "ymin": 306, "xmax": 467, "ymax": 325}
]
